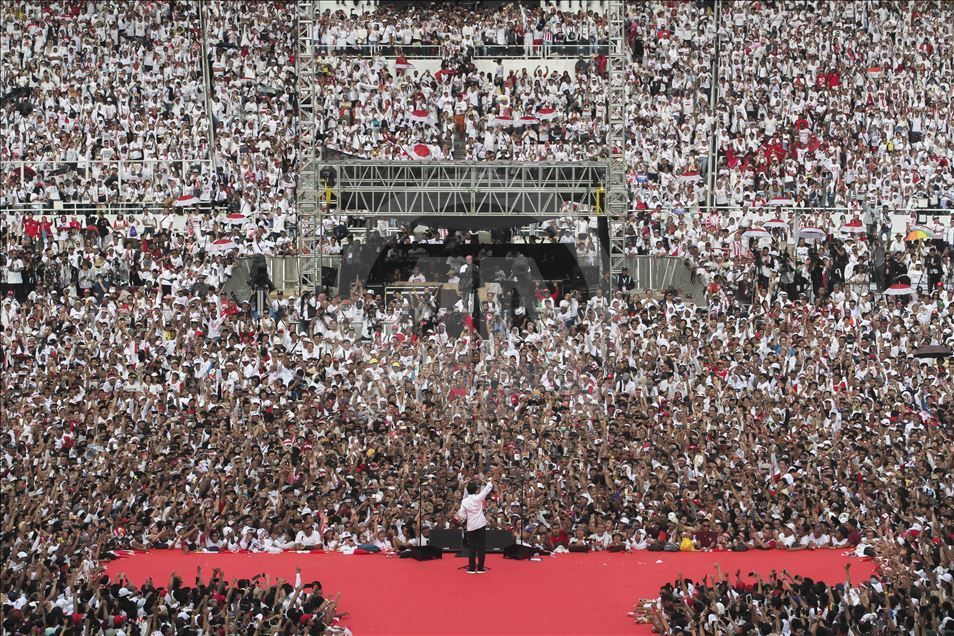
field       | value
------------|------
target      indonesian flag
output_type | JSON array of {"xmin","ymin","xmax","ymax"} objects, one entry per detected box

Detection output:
[
  {"xmin": 175, "ymin": 195, "xmax": 200, "ymax": 207},
  {"xmin": 404, "ymin": 144, "xmax": 442, "ymax": 160},
  {"xmin": 676, "ymin": 170, "xmax": 701, "ymax": 182},
  {"xmin": 223, "ymin": 213, "xmax": 246, "ymax": 225},
  {"xmin": 516, "ymin": 116, "xmax": 539, "ymax": 126},
  {"xmin": 536, "ymin": 107, "xmax": 558, "ymax": 120},
  {"xmin": 867, "ymin": 66, "xmax": 882, "ymax": 78},
  {"xmin": 395, "ymin": 56, "xmax": 413, "ymax": 71},
  {"xmin": 767, "ymin": 197, "xmax": 795, "ymax": 206},
  {"xmin": 491, "ymin": 115, "xmax": 514, "ymax": 127},
  {"xmin": 408, "ymin": 109, "xmax": 433, "ymax": 124}
]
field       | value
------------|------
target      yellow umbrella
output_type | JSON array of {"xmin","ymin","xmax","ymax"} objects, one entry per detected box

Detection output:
[{"xmin": 905, "ymin": 229, "xmax": 932, "ymax": 241}]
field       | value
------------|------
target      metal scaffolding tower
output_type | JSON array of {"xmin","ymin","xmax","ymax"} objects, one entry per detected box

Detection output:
[
  {"xmin": 605, "ymin": 0, "xmax": 628, "ymax": 284},
  {"xmin": 296, "ymin": 1, "xmax": 321, "ymax": 292}
]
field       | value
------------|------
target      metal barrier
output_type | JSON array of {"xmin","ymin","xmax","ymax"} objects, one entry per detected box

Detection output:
[
  {"xmin": 309, "ymin": 43, "xmax": 608, "ymax": 59},
  {"xmin": 1, "ymin": 159, "xmax": 216, "ymax": 203},
  {"xmin": 622, "ymin": 255, "xmax": 707, "ymax": 305}
]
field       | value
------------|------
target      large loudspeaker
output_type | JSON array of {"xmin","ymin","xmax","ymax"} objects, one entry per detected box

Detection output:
[
  {"xmin": 485, "ymin": 529, "xmax": 515, "ymax": 552},
  {"xmin": 430, "ymin": 529, "xmax": 463, "ymax": 552},
  {"xmin": 503, "ymin": 544, "xmax": 542, "ymax": 560},
  {"xmin": 455, "ymin": 529, "xmax": 517, "ymax": 556},
  {"xmin": 401, "ymin": 546, "xmax": 442, "ymax": 561}
]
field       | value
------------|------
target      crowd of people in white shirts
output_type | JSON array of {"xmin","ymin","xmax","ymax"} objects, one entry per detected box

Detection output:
[
  {"xmin": 312, "ymin": 2, "xmax": 607, "ymax": 57},
  {"xmin": 1, "ymin": 1, "xmax": 954, "ymax": 634},
  {"xmin": 0, "ymin": 0, "xmax": 299, "ymax": 219},
  {"xmin": 2, "ymin": 196, "xmax": 953, "ymax": 632},
  {"xmin": 711, "ymin": 0, "xmax": 954, "ymax": 213},
  {"xmin": 3, "ymin": 0, "xmax": 953, "ymax": 220}
]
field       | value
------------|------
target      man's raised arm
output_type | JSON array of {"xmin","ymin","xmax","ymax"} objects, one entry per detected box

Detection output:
[{"xmin": 477, "ymin": 481, "xmax": 493, "ymax": 501}]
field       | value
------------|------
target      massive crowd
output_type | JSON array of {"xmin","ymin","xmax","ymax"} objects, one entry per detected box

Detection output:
[
  {"xmin": 312, "ymin": 2, "xmax": 607, "ymax": 58},
  {"xmin": 2, "ymin": 202, "xmax": 953, "ymax": 632},
  {"xmin": 0, "ymin": 0, "xmax": 299, "ymax": 220},
  {"xmin": 4, "ymin": 0, "xmax": 953, "ymax": 216},
  {"xmin": 712, "ymin": 0, "xmax": 954, "ymax": 212}
]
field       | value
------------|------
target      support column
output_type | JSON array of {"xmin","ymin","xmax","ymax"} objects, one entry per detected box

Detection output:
[
  {"xmin": 297, "ymin": 0, "xmax": 321, "ymax": 292},
  {"xmin": 605, "ymin": 0, "xmax": 628, "ymax": 285}
]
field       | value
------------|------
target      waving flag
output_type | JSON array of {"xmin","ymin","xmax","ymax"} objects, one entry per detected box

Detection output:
[
  {"xmin": 404, "ymin": 144, "xmax": 443, "ymax": 160},
  {"xmin": 676, "ymin": 170, "xmax": 701, "ymax": 183},
  {"xmin": 175, "ymin": 195, "xmax": 200, "ymax": 207},
  {"xmin": 408, "ymin": 109, "xmax": 433, "ymax": 124}
]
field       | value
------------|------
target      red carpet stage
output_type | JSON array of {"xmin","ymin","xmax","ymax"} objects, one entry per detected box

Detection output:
[{"xmin": 105, "ymin": 550, "xmax": 874, "ymax": 635}]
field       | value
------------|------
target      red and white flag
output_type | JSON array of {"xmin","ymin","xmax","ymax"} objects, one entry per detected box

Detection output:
[
  {"xmin": 404, "ymin": 144, "xmax": 443, "ymax": 160},
  {"xmin": 395, "ymin": 56, "xmax": 414, "ymax": 71},
  {"xmin": 536, "ymin": 107, "xmax": 558, "ymax": 121},
  {"xmin": 408, "ymin": 109, "xmax": 433, "ymax": 124},
  {"xmin": 175, "ymin": 195, "xmax": 200, "ymax": 207},
  {"xmin": 491, "ymin": 115, "xmax": 514, "ymax": 127},
  {"xmin": 767, "ymin": 197, "xmax": 795, "ymax": 206},
  {"xmin": 676, "ymin": 170, "xmax": 701, "ymax": 183},
  {"xmin": 516, "ymin": 116, "xmax": 539, "ymax": 127}
]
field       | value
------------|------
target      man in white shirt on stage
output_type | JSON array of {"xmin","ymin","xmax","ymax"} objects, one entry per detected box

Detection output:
[{"xmin": 457, "ymin": 480, "xmax": 493, "ymax": 574}]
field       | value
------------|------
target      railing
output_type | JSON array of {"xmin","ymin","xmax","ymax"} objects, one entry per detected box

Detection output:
[
  {"xmin": 0, "ymin": 202, "xmax": 222, "ymax": 217},
  {"xmin": 1, "ymin": 159, "xmax": 216, "ymax": 203},
  {"xmin": 311, "ymin": 42, "xmax": 609, "ymax": 59},
  {"xmin": 623, "ymin": 255, "xmax": 707, "ymax": 305}
]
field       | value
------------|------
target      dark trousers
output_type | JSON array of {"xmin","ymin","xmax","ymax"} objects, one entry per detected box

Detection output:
[{"xmin": 466, "ymin": 526, "xmax": 487, "ymax": 571}]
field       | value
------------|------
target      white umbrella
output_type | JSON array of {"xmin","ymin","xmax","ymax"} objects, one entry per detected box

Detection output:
[
  {"xmin": 207, "ymin": 239, "xmax": 238, "ymax": 253},
  {"xmin": 798, "ymin": 227, "xmax": 827, "ymax": 241},
  {"xmin": 884, "ymin": 284, "xmax": 914, "ymax": 296},
  {"xmin": 742, "ymin": 228, "xmax": 772, "ymax": 240}
]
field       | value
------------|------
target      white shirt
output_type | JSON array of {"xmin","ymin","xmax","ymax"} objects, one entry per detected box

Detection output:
[{"xmin": 457, "ymin": 482, "xmax": 493, "ymax": 531}]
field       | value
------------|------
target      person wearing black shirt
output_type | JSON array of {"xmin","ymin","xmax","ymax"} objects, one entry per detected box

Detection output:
[
  {"xmin": 616, "ymin": 267, "xmax": 635, "ymax": 293},
  {"xmin": 925, "ymin": 247, "xmax": 943, "ymax": 292}
]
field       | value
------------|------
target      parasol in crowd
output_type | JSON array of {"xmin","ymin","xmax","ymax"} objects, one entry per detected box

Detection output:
[
  {"xmin": 742, "ymin": 228, "xmax": 772, "ymax": 240},
  {"xmin": 798, "ymin": 227, "xmax": 827, "ymax": 241},
  {"xmin": 883, "ymin": 283, "xmax": 915, "ymax": 296},
  {"xmin": 905, "ymin": 228, "xmax": 933, "ymax": 241},
  {"xmin": 911, "ymin": 344, "xmax": 952, "ymax": 359}
]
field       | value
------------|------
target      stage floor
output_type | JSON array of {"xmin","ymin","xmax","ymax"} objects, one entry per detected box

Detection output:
[{"xmin": 105, "ymin": 549, "xmax": 874, "ymax": 635}]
